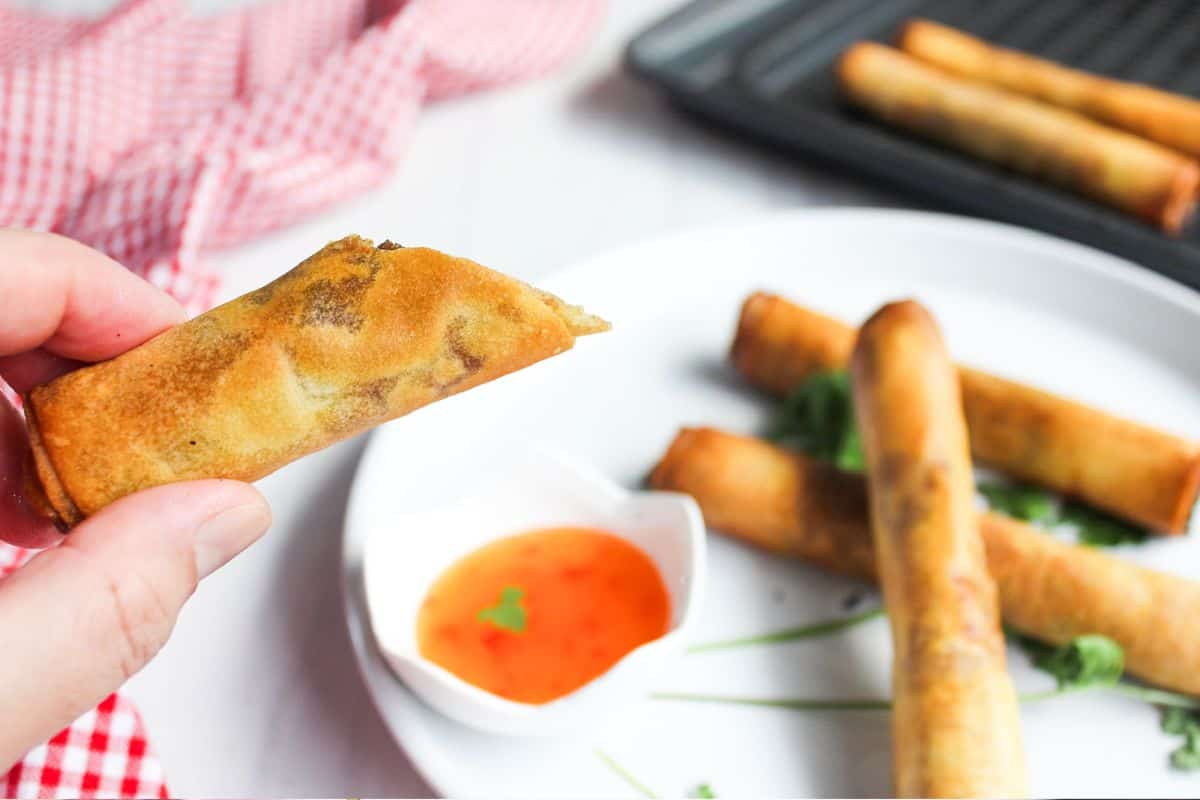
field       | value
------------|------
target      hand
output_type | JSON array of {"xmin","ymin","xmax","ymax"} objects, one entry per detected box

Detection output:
[{"xmin": 0, "ymin": 231, "xmax": 271, "ymax": 768}]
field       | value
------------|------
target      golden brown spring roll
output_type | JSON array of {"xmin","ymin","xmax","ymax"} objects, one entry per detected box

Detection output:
[
  {"xmin": 23, "ymin": 236, "xmax": 607, "ymax": 528},
  {"xmin": 731, "ymin": 292, "xmax": 1200, "ymax": 535},
  {"xmin": 850, "ymin": 300, "xmax": 1025, "ymax": 798},
  {"xmin": 899, "ymin": 19, "xmax": 1200, "ymax": 161},
  {"xmin": 650, "ymin": 427, "xmax": 1200, "ymax": 698},
  {"xmin": 836, "ymin": 42, "xmax": 1200, "ymax": 233}
]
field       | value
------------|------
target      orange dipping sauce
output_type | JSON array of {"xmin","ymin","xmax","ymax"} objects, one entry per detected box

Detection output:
[{"xmin": 417, "ymin": 527, "xmax": 671, "ymax": 704}]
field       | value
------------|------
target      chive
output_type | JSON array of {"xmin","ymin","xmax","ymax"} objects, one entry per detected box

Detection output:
[
  {"xmin": 651, "ymin": 692, "xmax": 891, "ymax": 711},
  {"xmin": 652, "ymin": 683, "xmax": 1200, "ymax": 713},
  {"xmin": 595, "ymin": 750, "xmax": 658, "ymax": 799},
  {"xmin": 687, "ymin": 608, "xmax": 884, "ymax": 653}
]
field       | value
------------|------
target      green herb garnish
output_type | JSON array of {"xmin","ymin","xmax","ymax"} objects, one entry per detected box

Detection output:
[
  {"xmin": 1162, "ymin": 708, "xmax": 1200, "ymax": 770},
  {"xmin": 977, "ymin": 481, "xmax": 1149, "ymax": 547},
  {"xmin": 1024, "ymin": 633, "xmax": 1124, "ymax": 691},
  {"xmin": 595, "ymin": 750, "xmax": 658, "ymax": 798},
  {"xmin": 977, "ymin": 482, "xmax": 1057, "ymax": 524},
  {"xmin": 660, "ymin": 635, "xmax": 1200, "ymax": 771},
  {"xmin": 1058, "ymin": 502, "xmax": 1148, "ymax": 547},
  {"xmin": 477, "ymin": 585, "xmax": 527, "ymax": 632},
  {"xmin": 770, "ymin": 370, "xmax": 864, "ymax": 472},
  {"xmin": 692, "ymin": 783, "xmax": 717, "ymax": 798},
  {"xmin": 687, "ymin": 607, "xmax": 884, "ymax": 653},
  {"xmin": 653, "ymin": 692, "xmax": 891, "ymax": 711}
]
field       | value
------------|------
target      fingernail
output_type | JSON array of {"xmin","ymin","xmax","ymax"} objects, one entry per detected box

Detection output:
[{"xmin": 193, "ymin": 501, "xmax": 271, "ymax": 579}]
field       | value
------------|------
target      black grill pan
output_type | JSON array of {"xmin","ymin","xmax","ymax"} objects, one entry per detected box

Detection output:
[{"xmin": 625, "ymin": 0, "xmax": 1200, "ymax": 292}]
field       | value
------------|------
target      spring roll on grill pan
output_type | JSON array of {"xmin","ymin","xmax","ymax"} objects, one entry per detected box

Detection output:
[
  {"xmin": 730, "ymin": 292, "xmax": 1200, "ymax": 535},
  {"xmin": 836, "ymin": 42, "xmax": 1200, "ymax": 233},
  {"xmin": 23, "ymin": 236, "xmax": 607, "ymax": 529},
  {"xmin": 650, "ymin": 427, "xmax": 1200, "ymax": 698},
  {"xmin": 849, "ymin": 300, "xmax": 1025, "ymax": 798},
  {"xmin": 899, "ymin": 19, "xmax": 1200, "ymax": 161}
]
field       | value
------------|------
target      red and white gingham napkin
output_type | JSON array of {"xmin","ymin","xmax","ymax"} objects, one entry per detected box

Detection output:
[{"xmin": 0, "ymin": 0, "xmax": 602, "ymax": 796}]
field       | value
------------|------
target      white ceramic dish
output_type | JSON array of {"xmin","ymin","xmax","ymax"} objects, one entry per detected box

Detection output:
[
  {"xmin": 341, "ymin": 208, "xmax": 1200, "ymax": 798},
  {"xmin": 363, "ymin": 446, "xmax": 705, "ymax": 736}
]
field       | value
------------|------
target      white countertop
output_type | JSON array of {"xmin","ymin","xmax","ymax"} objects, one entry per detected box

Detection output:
[{"xmin": 22, "ymin": 0, "xmax": 904, "ymax": 794}]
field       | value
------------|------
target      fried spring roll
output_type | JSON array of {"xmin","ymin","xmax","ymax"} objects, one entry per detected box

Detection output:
[
  {"xmin": 850, "ymin": 300, "xmax": 1025, "ymax": 798},
  {"xmin": 899, "ymin": 19, "xmax": 1200, "ymax": 160},
  {"xmin": 731, "ymin": 292, "xmax": 1200, "ymax": 534},
  {"xmin": 650, "ymin": 427, "xmax": 1200, "ymax": 698},
  {"xmin": 836, "ymin": 42, "xmax": 1200, "ymax": 233},
  {"xmin": 23, "ymin": 236, "xmax": 608, "ymax": 528}
]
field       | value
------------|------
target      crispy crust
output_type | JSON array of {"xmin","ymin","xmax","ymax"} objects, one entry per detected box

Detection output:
[
  {"xmin": 25, "ymin": 236, "xmax": 606, "ymax": 528},
  {"xmin": 732, "ymin": 292, "xmax": 1200, "ymax": 534},
  {"xmin": 729, "ymin": 292, "xmax": 855, "ymax": 396},
  {"xmin": 651, "ymin": 426, "xmax": 1200, "ymax": 696},
  {"xmin": 851, "ymin": 301, "xmax": 1026, "ymax": 798},
  {"xmin": 837, "ymin": 42, "xmax": 1200, "ymax": 233},
  {"xmin": 899, "ymin": 18, "xmax": 1200, "ymax": 160},
  {"xmin": 22, "ymin": 398, "xmax": 78, "ymax": 528}
]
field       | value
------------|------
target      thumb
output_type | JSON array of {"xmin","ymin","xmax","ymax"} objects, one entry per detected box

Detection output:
[{"xmin": 0, "ymin": 480, "xmax": 270, "ymax": 768}]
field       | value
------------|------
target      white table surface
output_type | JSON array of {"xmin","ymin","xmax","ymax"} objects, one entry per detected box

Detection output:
[{"xmin": 17, "ymin": 0, "xmax": 908, "ymax": 794}]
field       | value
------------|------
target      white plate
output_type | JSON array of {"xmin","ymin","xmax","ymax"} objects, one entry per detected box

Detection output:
[{"xmin": 340, "ymin": 208, "xmax": 1200, "ymax": 798}]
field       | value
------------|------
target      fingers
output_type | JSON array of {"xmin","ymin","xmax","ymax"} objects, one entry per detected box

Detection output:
[
  {"xmin": 0, "ymin": 229, "xmax": 185, "ymax": 361},
  {"xmin": 0, "ymin": 394, "xmax": 59, "ymax": 548},
  {"xmin": 0, "ymin": 480, "xmax": 270, "ymax": 768},
  {"xmin": 0, "ymin": 349, "xmax": 82, "ymax": 394},
  {"xmin": 0, "ymin": 230, "xmax": 186, "ymax": 541}
]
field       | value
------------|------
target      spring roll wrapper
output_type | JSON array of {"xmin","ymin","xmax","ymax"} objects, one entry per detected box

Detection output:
[
  {"xmin": 837, "ymin": 42, "xmax": 1199, "ymax": 233},
  {"xmin": 731, "ymin": 292, "xmax": 1200, "ymax": 534},
  {"xmin": 899, "ymin": 19, "xmax": 1200, "ymax": 160},
  {"xmin": 650, "ymin": 427, "xmax": 1200, "ymax": 697},
  {"xmin": 850, "ymin": 301, "xmax": 1025, "ymax": 799},
  {"xmin": 24, "ymin": 236, "xmax": 608, "ymax": 528}
]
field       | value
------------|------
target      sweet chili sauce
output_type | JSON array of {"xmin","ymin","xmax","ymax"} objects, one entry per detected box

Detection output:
[{"xmin": 417, "ymin": 527, "xmax": 671, "ymax": 704}]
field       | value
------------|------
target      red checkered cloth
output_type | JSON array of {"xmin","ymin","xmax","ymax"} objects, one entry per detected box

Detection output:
[
  {"xmin": 0, "ymin": 0, "xmax": 602, "ymax": 797},
  {"xmin": 0, "ymin": 0, "xmax": 603, "ymax": 313}
]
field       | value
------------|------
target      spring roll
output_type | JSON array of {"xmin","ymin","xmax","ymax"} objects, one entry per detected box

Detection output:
[
  {"xmin": 650, "ymin": 427, "xmax": 1200, "ymax": 698},
  {"xmin": 899, "ymin": 19, "xmax": 1200, "ymax": 161},
  {"xmin": 23, "ymin": 236, "xmax": 608, "ymax": 528},
  {"xmin": 836, "ymin": 42, "xmax": 1200, "ymax": 233},
  {"xmin": 731, "ymin": 292, "xmax": 1200, "ymax": 535},
  {"xmin": 849, "ymin": 300, "xmax": 1025, "ymax": 798}
]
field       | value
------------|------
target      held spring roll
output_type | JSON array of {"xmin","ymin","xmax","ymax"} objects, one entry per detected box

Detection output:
[
  {"xmin": 731, "ymin": 292, "xmax": 1200, "ymax": 535},
  {"xmin": 836, "ymin": 42, "xmax": 1200, "ymax": 233},
  {"xmin": 23, "ymin": 236, "xmax": 608, "ymax": 528},
  {"xmin": 851, "ymin": 300, "xmax": 1025, "ymax": 798},
  {"xmin": 899, "ymin": 19, "xmax": 1200, "ymax": 160},
  {"xmin": 649, "ymin": 427, "xmax": 1200, "ymax": 698}
]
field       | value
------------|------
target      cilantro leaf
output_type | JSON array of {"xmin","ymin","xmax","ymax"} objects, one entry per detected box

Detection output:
[
  {"xmin": 977, "ymin": 482, "xmax": 1057, "ymax": 524},
  {"xmin": 1164, "ymin": 706, "xmax": 1196, "ymax": 736},
  {"xmin": 1059, "ymin": 502, "xmax": 1148, "ymax": 547},
  {"xmin": 692, "ymin": 783, "xmax": 716, "ymax": 798},
  {"xmin": 477, "ymin": 586, "xmax": 527, "ymax": 633},
  {"xmin": 770, "ymin": 370, "xmax": 864, "ymax": 472},
  {"xmin": 1028, "ymin": 634, "xmax": 1124, "ymax": 689},
  {"xmin": 1162, "ymin": 708, "xmax": 1200, "ymax": 771},
  {"xmin": 1172, "ymin": 728, "xmax": 1200, "ymax": 771}
]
